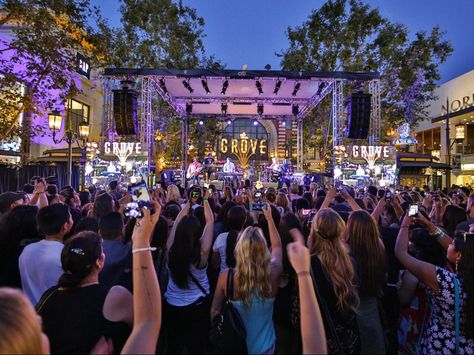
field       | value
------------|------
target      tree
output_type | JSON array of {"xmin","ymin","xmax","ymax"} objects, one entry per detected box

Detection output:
[
  {"xmin": 0, "ymin": 0, "xmax": 109, "ymax": 141},
  {"xmin": 104, "ymin": 0, "xmax": 224, "ymax": 170},
  {"xmin": 279, "ymin": 0, "xmax": 452, "ymax": 161}
]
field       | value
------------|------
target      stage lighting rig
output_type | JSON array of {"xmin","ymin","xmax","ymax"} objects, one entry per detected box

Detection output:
[
  {"xmin": 186, "ymin": 103, "xmax": 193, "ymax": 114},
  {"xmin": 182, "ymin": 79, "xmax": 194, "ymax": 93},
  {"xmin": 256, "ymin": 80, "xmax": 264, "ymax": 95},
  {"xmin": 292, "ymin": 82, "xmax": 301, "ymax": 96},
  {"xmin": 273, "ymin": 79, "xmax": 282, "ymax": 95},
  {"xmin": 159, "ymin": 78, "xmax": 168, "ymax": 94},
  {"xmin": 257, "ymin": 103, "xmax": 264, "ymax": 116},
  {"xmin": 317, "ymin": 82, "xmax": 325, "ymax": 95},
  {"xmin": 201, "ymin": 79, "xmax": 211, "ymax": 94},
  {"xmin": 221, "ymin": 103, "xmax": 228, "ymax": 115},
  {"xmin": 221, "ymin": 80, "xmax": 229, "ymax": 95},
  {"xmin": 292, "ymin": 104, "xmax": 299, "ymax": 116}
]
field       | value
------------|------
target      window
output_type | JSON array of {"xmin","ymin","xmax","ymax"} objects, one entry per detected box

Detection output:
[{"xmin": 66, "ymin": 99, "xmax": 89, "ymax": 133}]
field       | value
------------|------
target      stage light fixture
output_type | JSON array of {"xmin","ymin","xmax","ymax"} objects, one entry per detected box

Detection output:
[
  {"xmin": 256, "ymin": 80, "xmax": 264, "ymax": 95},
  {"xmin": 221, "ymin": 103, "xmax": 228, "ymax": 115},
  {"xmin": 292, "ymin": 82, "xmax": 301, "ymax": 96},
  {"xmin": 282, "ymin": 121, "xmax": 286, "ymax": 127},
  {"xmin": 317, "ymin": 82, "xmax": 325, "ymax": 95},
  {"xmin": 227, "ymin": 119, "xmax": 232, "ymax": 125},
  {"xmin": 221, "ymin": 80, "xmax": 229, "ymax": 95},
  {"xmin": 182, "ymin": 79, "xmax": 194, "ymax": 93},
  {"xmin": 159, "ymin": 78, "xmax": 168, "ymax": 94},
  {"xmin": 292, "ymin": 104, "xmax": 299, "ymax": 116},
  {"xmin": 199, "ymin": 120, "xmax": 204, "ymax": 125},
  {"xmin": 201, "ymin": 79, "xmax": 211, "ymax": 94},
  {"xmin": 273, "ymin": 79, "xmax": 282, "ymax": 95},
  {"xmin": 253, "ymin": 119, "xmax": 258, "ymax": 126},
  {"xmin": 257, "ymin": 103, "xmax": 264, "ymax": 116},
  {"xmin": 186, "ymin": 103, "xmax": 193, "ymax": 114}
]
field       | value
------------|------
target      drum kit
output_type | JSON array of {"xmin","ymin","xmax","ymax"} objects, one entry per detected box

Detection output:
[{"xmin": 264, "ymin": 162, "xmax": 295, "ymax": 183}]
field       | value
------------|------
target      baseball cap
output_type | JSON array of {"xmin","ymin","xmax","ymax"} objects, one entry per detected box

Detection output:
[{"xmin": 0, "ymin": 192, "xmax": 25, "ymax": 213}]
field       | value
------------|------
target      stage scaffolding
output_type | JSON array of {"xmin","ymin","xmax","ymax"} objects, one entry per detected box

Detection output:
[{"xmin": 102, "ymin": 69, "xmax": 381, "ymax": 183}]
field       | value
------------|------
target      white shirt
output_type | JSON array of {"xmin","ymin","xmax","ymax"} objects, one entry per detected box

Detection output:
[
  {"xmin": 212, "ymin": 232, "xmax": 229, "ymax": 272},
  {"xmin": 223, "ymin": 162, "xmax": 235, "ymax": 173},
  {"xmin": 165, "ymin": 264, "xmax": 209, "ymax": 306},
  {"xmin": 19, "ymin": 239, "xmax": 64, "ymax": 305}
]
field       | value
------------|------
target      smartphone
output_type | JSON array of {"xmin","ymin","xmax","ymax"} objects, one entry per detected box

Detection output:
[
  {"xmin": 124, "ymin": 201, "xmax": 154, "ymax": 218},
  {"xmin": 249, "ymin": 202, "xmax": 265, "ymax": 212},
  {"xmin": 302, "ymin": 209, "xmax": 312, "ymax": 216},
  {"xmin": 385, "ymin": 191, "xmax": 392, "ymax": 201},
  {"xmin": 208, "ymin": 188, "xmax": 213, "ymax": 195},
  {"xmin": 191, "ymin": 190, "xmax": 201, "ymax": 199},
  {"xmin": 128, "ymin": 181, "xmax": 151, "ymax": 201},
  {"xmin": 408, "ymin": 204, "xmax": 419, "ymax": 217}
]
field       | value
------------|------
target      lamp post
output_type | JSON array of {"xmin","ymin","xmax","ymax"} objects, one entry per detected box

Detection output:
[
  {"xmin": 445, "ymin": 97, "xmax": 465, "ymax": 190},
  {"xmin": 48, "ymin": 111, "xmax": 90, "ymax": 188}
]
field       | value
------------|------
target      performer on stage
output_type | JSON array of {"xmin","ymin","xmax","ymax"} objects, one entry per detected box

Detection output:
[
  {"xmin": 203, "ymin": 153, "xmax": 215, "ymax": 184},
  {"xmin": 278, "ymin": 159, "xmax": 292, "ymax": 189},
  {"xmin": 222, "ymin": 157, "xmax": 237, "ymax": 187},
  {"xmin": 223, "ymin": 157, "xmax": 235, "ymax": 173},
  {"xmin": 269, "ymin": 157, "xmax": 281, "ymax": 172},
  {"xmin": 186, "ymin": 157, "xmax": 202, "ymax": 186}
]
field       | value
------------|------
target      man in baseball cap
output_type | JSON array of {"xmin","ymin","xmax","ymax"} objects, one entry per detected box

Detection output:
[{"xmin": 0, "ymin": 192, "xmax": 25, "ymax": 216}]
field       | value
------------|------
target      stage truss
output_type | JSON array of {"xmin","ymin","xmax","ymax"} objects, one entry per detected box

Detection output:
[{"xmin": 101, "ymin": 69, "xmax": 381, "ymax": 183}]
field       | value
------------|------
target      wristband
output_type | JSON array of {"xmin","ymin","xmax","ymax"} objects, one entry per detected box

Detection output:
[
  {"xmin": 132, "ymin": 247, "xmax": 157, "ymax": 254},
  {"xmin": 297, "ymin": 271, "xmax": 311, "ymax": 277}
]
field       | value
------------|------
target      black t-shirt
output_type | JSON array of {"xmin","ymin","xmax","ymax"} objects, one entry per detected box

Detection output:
[
  {"xmin": 203, "ymin": 157, "xmax": 214, "ymax": 167},
  {"xmin": 37, "ymin": 284, "xmax": 130, "ymax": 355}
]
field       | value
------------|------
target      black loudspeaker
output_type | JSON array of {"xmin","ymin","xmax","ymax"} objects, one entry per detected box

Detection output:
[
  {"xmin": 113, "ymin": 89, "xmax": 138, "ymax": 135},
  {"xmin": 346, "ymin": 92, "xmax": 371, "ymax": 139}
]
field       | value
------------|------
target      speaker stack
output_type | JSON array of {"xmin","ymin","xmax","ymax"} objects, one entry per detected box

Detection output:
[
  {"xmin": 346, "ymin": 92, "xmax": 371, "ymax": 139},
  {"xmin": 113, "ymin": 81, "xmax": 138, "ymax": 136}
]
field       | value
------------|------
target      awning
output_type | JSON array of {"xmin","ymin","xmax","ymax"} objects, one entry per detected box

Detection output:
[{"xmin": 397, "ymin": 161, "xmax": 450, "ymax": 169}]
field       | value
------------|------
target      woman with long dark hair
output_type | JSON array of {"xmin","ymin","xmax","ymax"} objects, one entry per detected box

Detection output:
[
  {"xmin": 345, "ymin": 210, "xmax": 386, "ymax": 354},
  {"xmin": 395, "ymin": 214, "xmax": 474, "ymax": 353},
  {"xmin": 212, "ymin": 205, "xmax": 247, "ymax": 273},
  {"xmin": 164, "ymin": 190, "xmax": 214, "ymax": 354},
  {"xmin": 36, "ymin": 231, "xmax": 131, "ymax": 354}
]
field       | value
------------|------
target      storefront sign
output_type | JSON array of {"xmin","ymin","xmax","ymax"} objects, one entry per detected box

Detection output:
[
  {"xmin": 441, "ymin": 94, "xmax": 474, "ymax": 114},
  {"xmin": 76, "ymin": 53, "xmax": 91, "ymax": 79},
  {"xmin": 104, "ymin": 142, "xmax": 142, "ymax": 155}
]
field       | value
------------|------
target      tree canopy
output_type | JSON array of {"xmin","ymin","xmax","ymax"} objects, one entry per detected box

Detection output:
[
  {"xmin": 279, "ymin": 0, "xmax": 453, "ymax": 129},
  {"xmin": 0, "ymin": 0, "xmax": 109, "ymax": 141}
]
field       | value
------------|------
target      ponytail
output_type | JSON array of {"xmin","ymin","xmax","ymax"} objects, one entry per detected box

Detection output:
[{"xmin": 225, "ymin": 230, "xmax": 239, "ymax": 268}]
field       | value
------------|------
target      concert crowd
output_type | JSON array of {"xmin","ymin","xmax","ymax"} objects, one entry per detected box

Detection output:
[{"xmin": 0, "ymin": 176, "xmax": 473, "ymax": 354}]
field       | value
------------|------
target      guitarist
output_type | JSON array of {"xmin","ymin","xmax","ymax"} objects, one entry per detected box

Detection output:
[
  {"xmin": 186, "ymin": 157, "xmax": 202, "ymax": 186},
  {"xmin": 203, "ymin": 153, "xmax": 215, "ymax": 184}
]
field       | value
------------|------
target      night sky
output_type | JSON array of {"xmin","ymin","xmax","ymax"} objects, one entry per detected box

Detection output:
[{"xmin": 93, "ymin": 0, "xmax": 474, "ymax": 84}]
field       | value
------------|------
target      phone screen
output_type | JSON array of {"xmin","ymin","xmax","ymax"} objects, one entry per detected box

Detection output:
[
  {"xmin": 302, "ymin": 209, "xmax": 312, "ymax": 216},
  {"xmin": 128, "ymin": 182, "xmax": 150, "ymax": 201},
  {"xmin": 408, "ymin": 204, "xmax": 419, "ymax": 217}
]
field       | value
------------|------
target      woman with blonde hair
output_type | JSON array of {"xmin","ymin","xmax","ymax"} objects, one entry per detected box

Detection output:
[
  {"xmin": 345, "ymin": 210, "xmax": 386, "ymax": 354},
  {"xmin": 276, "ymin": 192, "xmax": 289, "ymax": 214},
  {"xmin": 308, "ymin": 208, "xmax": 360, "ymax": 354},
  {"xmin": 211, "ymin": 204, "xmax": 282, "ymax": 354},
  {"xmin": 166, "ymin": 184, "xmax": 181, "ymax": 204},
  {"xmin": 0, "ymin": 288, "xmax": 49, "ymax": 354}
]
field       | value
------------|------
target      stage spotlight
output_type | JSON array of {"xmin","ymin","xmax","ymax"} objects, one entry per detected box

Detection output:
[
  {"xmin": 199, "ymin": 120, "xmax": 204, "ymax": 125},
  {"xmin": 256, "ymin": 80, "xmax": 264, "ymax": 95},
  {"xmin": 317, "ymin": 82, "xmax": 325, "ymax": 95},
  {"xmin": 292, "ymin": 104, "xmax": 299, "ymax": 116},
  {"xmin": 227, "ymin": 119, "xmax": 232, "ymax": 125},
  {"xmin": 201, "ymin": 79, "xmax": 211, "ymax": 94},
  {"xmin": 282, "ymin": 121, "xmax": 286, "ymax": 127},
  {"xmin": 221, "ymin": 80, "xmax": 229, "ymax": 95},
  {"xmin": 186, "ymin": 103, "xmax": 193, "ymax": 114},
  {"xmin": 292, "ymin": 82, "xmax": 301, "ymax": 96},
  {"xmin": 253, "ymin": 119, "xmax": 258, "ymax": 126},
  {"xmin": 182, "ymin": 79, "xmax": 194, "ymax": 93},
  {"xmin": 159, "ymin": 78, "xmax": 168, "ymax": 94},
  {"xmin": 273, "ymin": 79, "xmax": 282, "ymax": 95},
  {"xmin": 257, "ymin": 103, "xmax": 264, "ymax": 116},
  {"xmin": 221, "ymin": 103, "xmax": 228, "ymax": 115}
]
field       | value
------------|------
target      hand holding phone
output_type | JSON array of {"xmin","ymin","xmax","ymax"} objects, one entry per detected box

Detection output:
[{"xmin": 408, "ymin": 204, "xmax": 419, "ymax": 217}]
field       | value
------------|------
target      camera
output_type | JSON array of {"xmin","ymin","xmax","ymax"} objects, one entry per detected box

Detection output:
[
  {"xmin": 124, "ymin": 200, "xmax": 155, "ymax": 218},
  {"xmin": 249, "ymin": 202, "xmax": 265, "ymax": 212}
]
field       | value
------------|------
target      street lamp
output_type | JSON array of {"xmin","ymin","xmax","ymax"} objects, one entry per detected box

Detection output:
[
  {"xmin": 48, "ymin": 111, "xmax": 90, "ymax": 188},
  {"xmin": 455, "ymin": 123, "xmax": 465, "ymax": 141}
]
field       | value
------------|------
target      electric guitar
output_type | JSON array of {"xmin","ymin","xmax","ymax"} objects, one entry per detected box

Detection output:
[{"xmin": 186, "ymin": 165, "xmax": 204, "ymax": 179}]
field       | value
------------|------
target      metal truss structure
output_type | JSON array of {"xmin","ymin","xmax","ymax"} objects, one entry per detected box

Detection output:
[{"xmin": 101, "ymin": 68, "xmax": 381, "ymax": 181}]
